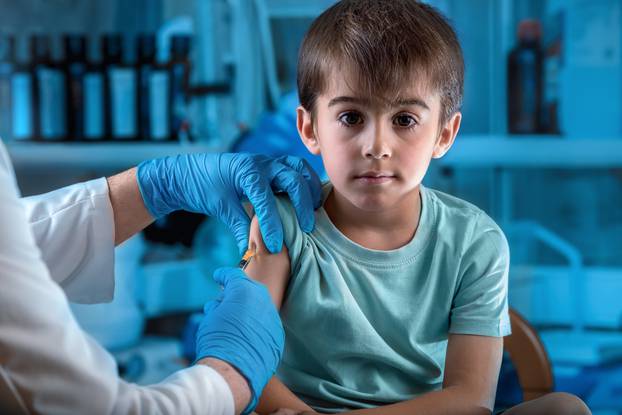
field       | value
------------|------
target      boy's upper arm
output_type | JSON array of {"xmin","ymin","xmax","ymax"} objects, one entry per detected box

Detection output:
[
  {"xmin": 244, "ymin": 215, "xmax": 291, "ymax": 309},
  {"xmin": 442, "ymin": 213, "xmax": 508, "ymax": 410},
  {"xmin": 450, "ymin": 212, "xmax": 511, "ymax": 337},
  {"xmin": 245, "ymin": 215, "xmax": 309, "ymax": 414},
  {"xmin": 443, "ymin": 334, "xmax": 503, "ymax": 411}
]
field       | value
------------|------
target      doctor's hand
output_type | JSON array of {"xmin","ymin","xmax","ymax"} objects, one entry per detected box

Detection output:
[
  {"xmin": 195, "ymin": 267, "xmax": 285, "ymax": 415},
  {"xmin": 136, "ymin": 153, "xmax": 322, "ymax": 254}
]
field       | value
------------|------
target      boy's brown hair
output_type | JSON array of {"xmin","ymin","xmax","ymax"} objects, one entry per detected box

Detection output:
[{"xmin": 297, "ymin": 0, "xmax": 464, "ymax": 127}]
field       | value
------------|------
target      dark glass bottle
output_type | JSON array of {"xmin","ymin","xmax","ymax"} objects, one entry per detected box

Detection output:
[
  {"xmin": 64, "ymin": 34, "xmax": 87, "ymax": 141},
  {"xmin": 137, "ymin": 34, "xmax": 170, "ymax": 141},
  {"xmin": 84, "ymin": 37, "xmax": 104, "ymax": 141},
  {"xmin": 0, "ymin": 34, "xmax": 14, "ymax": 141},
  {"xmin": 507, "ymin": 20, "xmax": 543, "ymax": 134},
  {"xmin": 103, "ymin": 34, "xmax": 137, "ymax": 141},
  {"xmin": 542, "ymin": 12, "xmax": 563, "ymax": 135},
  {"xmin": 169, "ymin": 35, "xmax": 191, "ymax": 141},
  {"xmin": 31, "ymin": 34, "xmax": 66, "ymax": 141}
]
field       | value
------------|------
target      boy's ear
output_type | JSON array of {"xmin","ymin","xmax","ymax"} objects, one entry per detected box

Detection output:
[
  {"xmin": 297, "ymin": 105, "xmax": 321, "ymax": 155},
  {"xmin": 432, "ymin": 112, "xmax": 461, "ymax": 159}
]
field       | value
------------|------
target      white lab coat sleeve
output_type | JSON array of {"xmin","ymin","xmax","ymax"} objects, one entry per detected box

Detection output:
[
  {"xmin": 114, "ymin": 366, "xmax": 236, "ymax": 415},
  {"xmin": 0, "ymin": 143, "xmax": 235, "ymax": 415},
  {"xmin": 21, "ymin": 176, "xmax": 116, "ymax": 304}
]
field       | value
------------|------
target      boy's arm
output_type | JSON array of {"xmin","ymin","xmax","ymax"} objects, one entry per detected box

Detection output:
[
  {"xmin": 244, "ymin": 216, "xmax": 315, "ymax": 414},
  {"xmin": 243, "ymin": 214, "xmax": 291, "ymax": 308},
  {"xmin": 332, "ymin": 334, "xmax": 502, "ymax": 415},
  {"xmin": 256, "ymin": 377, "xmax": 314, "ymax": 414}
]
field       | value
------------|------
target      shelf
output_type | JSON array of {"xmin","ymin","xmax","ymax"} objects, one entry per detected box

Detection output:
[
  {"xmin": 6, "ymin": 141, "xmax": 225, "ymax": 171},
  {"xmin": 439, "ymin": 135, "xmax": 622, "ymax": 168},
  {"xmin": 7, "ymin": 135, "xmax": 622, "ymax": 171}
]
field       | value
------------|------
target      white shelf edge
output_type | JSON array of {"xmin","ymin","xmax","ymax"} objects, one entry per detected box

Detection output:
[
  {"xmin": 6, "ymin": 141, "xmax": 226, "ymax": 171},
  {"xmin": 6, "ymin": 135, "xmax": 622, "ymax": 170},
  {"xmin": 439, "ymin": 135, "xmax": 622, "ymax": 168}
]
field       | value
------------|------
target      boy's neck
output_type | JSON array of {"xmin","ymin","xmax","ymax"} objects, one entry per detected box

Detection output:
[{"xmin": 324, "ymin": 186, "xmax": 422, "ymax": 251}]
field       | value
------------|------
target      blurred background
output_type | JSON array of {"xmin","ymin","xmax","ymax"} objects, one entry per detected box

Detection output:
[{"xmin": 1, "ymin": 0, "xmax": 621, "ymax": 412}]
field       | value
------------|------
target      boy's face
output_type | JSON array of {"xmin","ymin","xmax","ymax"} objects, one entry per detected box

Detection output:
[{"xmin": 297, "ymin": 70, "xmax": 461, "ymax": 213}]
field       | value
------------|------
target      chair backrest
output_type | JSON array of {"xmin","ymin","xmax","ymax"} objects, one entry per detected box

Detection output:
[{"xmin": 503, "ymin": 308, "xmax": 554, "ymax": 401}]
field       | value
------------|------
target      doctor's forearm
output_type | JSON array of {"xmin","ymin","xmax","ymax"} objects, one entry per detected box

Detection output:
[
  {"xmin": 199, "ymin": 358, "xmax": 251, "ymax": 414},
  {"xmin": 107, "ymin": 167, "xmax": 154, "ymax": 245}
]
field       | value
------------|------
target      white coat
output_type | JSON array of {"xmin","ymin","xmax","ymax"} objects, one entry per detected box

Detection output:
[{"xmin": 0, "ymin": 141, "xmax": 234, "ymax": 415}]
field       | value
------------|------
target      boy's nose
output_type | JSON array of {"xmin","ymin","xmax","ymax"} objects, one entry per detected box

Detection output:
[{"xmin": 363, "ymin": 128, "xmax": 392, "ymax": 160}]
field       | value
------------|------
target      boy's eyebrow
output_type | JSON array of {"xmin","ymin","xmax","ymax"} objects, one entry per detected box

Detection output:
[
  {"xmin": 327, "ymin": 96, "xmax": 430, "ymax": 110},
  {"xmin": 328, "ymin": 96, "xmax": 369, "ymax": 107},
  {"xmin": 394, "ymin": 98, "xmax": 430, "ymax": 111}
]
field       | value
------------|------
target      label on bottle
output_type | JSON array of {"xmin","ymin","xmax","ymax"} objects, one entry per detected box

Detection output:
[
  {"xmin": 149, "ymin": 71, "xmax": 169, "ymax": 140},
  {"xmin": 517, "ymin": 53, "xmax": 537, "ymax": 132},
  {"xmin": 110, "ymin": 68, "xmax": 137, "ymax": 139},
  {"xmin": 11, "ymin": 72, "xmax": 32, "ymax": 140},
  {"xmin": 84, "ymin": 72, "xmax": 104, "ymax": 140},
  {"xmin": 171, "ymin": 64, "xmax": 187, "ymax": 137},
  {"xmin": 38, "ymin": 68, "xmax": 66, "ymax": 140}
]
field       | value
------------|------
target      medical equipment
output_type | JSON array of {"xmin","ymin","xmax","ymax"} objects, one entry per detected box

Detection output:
[{"xmin": 238, "ymin": 248, "xmax": 255, "ymax": 271}]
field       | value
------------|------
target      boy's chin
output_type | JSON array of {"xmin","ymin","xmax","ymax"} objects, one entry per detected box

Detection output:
[
  {"xmin": 338, "ymin": 185, "xmax": 420, "ymax": 213},
  {"xmin": 346, "ymin": 193, "xmax": 401, "ymax": 212}
]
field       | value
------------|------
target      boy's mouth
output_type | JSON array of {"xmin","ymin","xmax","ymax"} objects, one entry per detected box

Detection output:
[{"xmin": 354, "ymin": 171, "xmax": 396, "ymax": 184}]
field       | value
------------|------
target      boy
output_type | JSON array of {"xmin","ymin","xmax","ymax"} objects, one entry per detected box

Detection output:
[{"xmin": 244, "ymin": 1, "xmax": 590, "ymax": 414}]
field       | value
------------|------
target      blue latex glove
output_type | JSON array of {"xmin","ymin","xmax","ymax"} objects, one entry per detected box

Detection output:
[
  {"xmin": 195, "ymin": 267, "xmax": 285, "ymax": 415},
  {"xmin": 137, "ymin": 153, "xmax": 322, "ymax": 254}
]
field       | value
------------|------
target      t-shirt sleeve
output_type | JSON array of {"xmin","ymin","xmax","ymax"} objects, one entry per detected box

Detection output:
[{"xmin": 449, "ymin": 211, "xmax": 511, "ymax": 337}]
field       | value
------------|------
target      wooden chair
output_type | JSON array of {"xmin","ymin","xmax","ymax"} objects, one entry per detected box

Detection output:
[{"xmin": 503, "ymin": 308, "xmax": 554, "ymax": 401}]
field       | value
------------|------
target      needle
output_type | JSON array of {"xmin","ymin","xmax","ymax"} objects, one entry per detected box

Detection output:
[{"xmin": 238, "ymin": 248, "xmax": 255, "ymax": 271}]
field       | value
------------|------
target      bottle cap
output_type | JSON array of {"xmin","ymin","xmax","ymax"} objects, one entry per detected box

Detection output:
[
  {"xmin": 30, "ymin": 34, "xmax": 51, "ymax": 63},
  {"xmin": 64, "ymin": 34, "xmax": 87, "ymax": 62},
  {"xmin": 102, "ymin": 34, "xmax": 123, "ymax": 63},
  {"xmin": 518, "ymin": 19, "xmax": 541, "ymax": 42},
  {"xmin": 137, "ymin": 33, "xmax": 156, "ymax": 62}
]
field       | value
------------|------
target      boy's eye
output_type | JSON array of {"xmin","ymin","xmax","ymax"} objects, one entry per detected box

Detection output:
[
  {"xmin": 394, "ymin": 114, "xmax": 417, "ymax": 128},
  {"xmin": 338, "ymin": 112, "xmax": 363, "ymax": 126}
]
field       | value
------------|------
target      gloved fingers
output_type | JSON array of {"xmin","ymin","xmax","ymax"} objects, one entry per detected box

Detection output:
[
  {"xmin": 276, "ymin": 156, "xmax": 322, "ymax": 209},
  {"xmin": 270, "ymin": 167, "xmax": 315, "ymax": 233},
  {"xmin": 213, "ymin": 266, "xmax": 248, "ymax": 287},
  {"xmin": 219, "ymin": 199, "xmax": 252, "ymax": 255},
  {"xmin": 241, "ymin": 172, "xmax": 284, "ymax": 254},
  {"xmin": 202, "ymin": 299, "xmax": 219, "ymax": 316}
]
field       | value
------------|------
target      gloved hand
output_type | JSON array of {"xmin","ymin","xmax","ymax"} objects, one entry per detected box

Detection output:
[
  {"xmin": 137, "ymin": 153, "xmax": 322, "ymax": 254},
  {"xmin": 195, "ymin": 267, "xmax": 285, "ymax": 415}
]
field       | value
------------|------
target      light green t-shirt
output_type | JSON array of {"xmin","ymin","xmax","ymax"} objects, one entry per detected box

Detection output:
[{"xmin": 274, "ymin": 183, "xmax": 511, "ymax": 413}]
